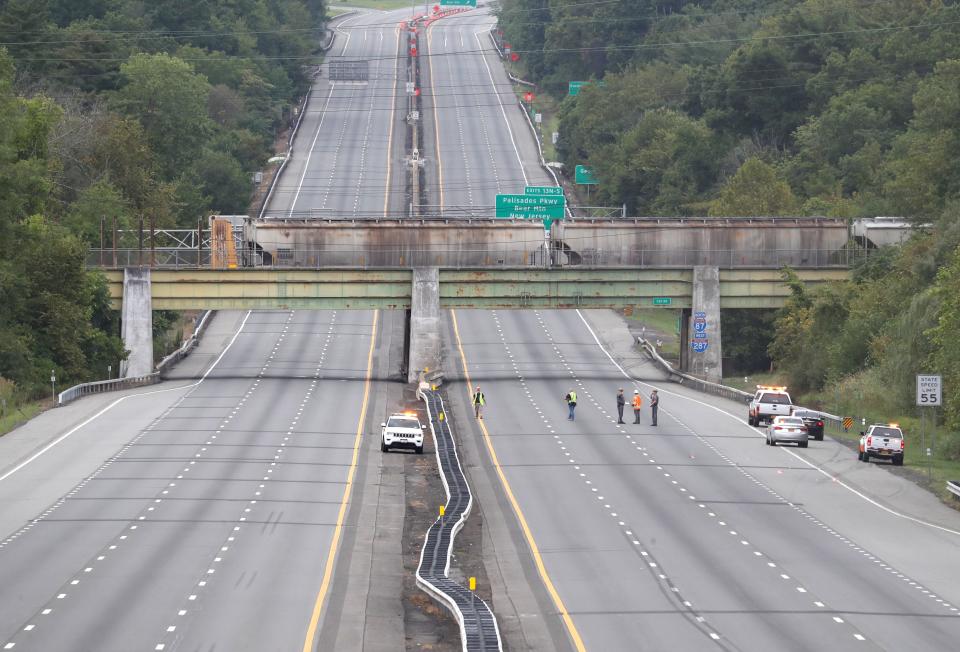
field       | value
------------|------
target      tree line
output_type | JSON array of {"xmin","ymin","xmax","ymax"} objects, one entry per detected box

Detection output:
[
  {"xmin": 0, "ymin": 0, "xmax": 326, "ymax": 402},
  {"xmin": 499, "ymin": 0, "xmax": 960, "ymax": 437}
]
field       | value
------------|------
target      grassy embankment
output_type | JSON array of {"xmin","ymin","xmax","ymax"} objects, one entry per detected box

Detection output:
[{"xmin": 0, "ymin": 400, "xmax": 45, "ymax": 437}]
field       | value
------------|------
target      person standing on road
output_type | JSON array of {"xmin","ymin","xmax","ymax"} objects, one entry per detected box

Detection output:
[
  {"xmin": 650, "ymin": 389, "xmax": 659, "ymax": 426},
  {"xmin": 565, "ymin": 389, "xmax": 578, "ymax": 421},
  {"xmin": 616, "ymin": 388, "xmax": 625, "ymax": 424},
  {"xmin": 473, "ymin": 386, "xmax": 485, "ymax": 419},
  {"xmin": 632, "ymin": 390, "xmax": 643, "ymax": 424}
]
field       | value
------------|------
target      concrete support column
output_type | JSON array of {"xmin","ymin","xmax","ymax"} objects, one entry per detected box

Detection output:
[
  {"xmin": 120, "ymin": 267, "xmax": 154, "ymax": 378},
  {"xmin": 688, "ymin": 266, "xmax": 722, "ymax": 383},
  {"xmin": 407, "ymin": 267, "xmax": 440, "ymax": 384}
]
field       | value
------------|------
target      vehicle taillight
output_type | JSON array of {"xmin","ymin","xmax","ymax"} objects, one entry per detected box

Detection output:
[
  {"xmin": 900, "ymin": 439, "xmax": 905, "ymax": 450},
  {"xmin": 867, "ymin": 436, "xmax": 873, "ymax": 447},
  {"xmin": 817, "ymin": 421, "xmax": 823, "ymax": 427}
]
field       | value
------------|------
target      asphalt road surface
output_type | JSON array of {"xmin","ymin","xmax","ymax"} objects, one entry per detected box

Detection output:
[
  {"xmin": 0, "ymin": 309, "xmax": 379, "ymax": 651},
  {"xmin": 444, "ymin": 307, "xmax": 960, "ymax": 651},
  {"xmin": 425, "ymin": 8, "xmax": 554, "ymax": 214},
  {"xmin": 264, "ymin": 9, "xmax": 406, "ymax": 219}
]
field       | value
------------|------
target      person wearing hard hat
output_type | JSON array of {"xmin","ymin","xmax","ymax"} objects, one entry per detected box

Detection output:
[
  {"xmin": 631, "ymin": 389, "xmax": 643, "ymax": 424},
  {"xmin": 473, "ymin": 385, "xmax": 485, "ymax": 419}
]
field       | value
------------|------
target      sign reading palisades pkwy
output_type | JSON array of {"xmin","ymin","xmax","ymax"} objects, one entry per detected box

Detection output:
[
  {"xmin": 916, "ymin": 374, "xmax": 942, "ymax": 406},
  {"xmin": 525, "ymin": 186, "xmax": 563, "ymax": 196},
  {"xmin": 495, "ymin": 193, "xmax": 565, "ymax": 219},
  {"xmin": 575, "ymin": 165, "xmax": 598, "ymax": 185}
]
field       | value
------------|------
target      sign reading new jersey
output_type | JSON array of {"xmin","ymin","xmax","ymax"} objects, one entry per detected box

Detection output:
[{"xmin": 495, "ymin": 193, "xmax": 565, "ymax": 219}]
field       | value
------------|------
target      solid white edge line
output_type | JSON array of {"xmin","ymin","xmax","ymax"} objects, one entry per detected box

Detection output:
[
  {"xmin": 473, "ymin": 28, "xmax": 528, "ymax": 186},
  {"xmin": 572, "ymin": 308, "xmax": 960, "ymax": 538},
  {"xmin": 287, "ymin": 14, "xmax": 361, "ymax": 216},
  {"xmin": 0, "ymin": 311, "xmax": 254, "ymax": 484}
]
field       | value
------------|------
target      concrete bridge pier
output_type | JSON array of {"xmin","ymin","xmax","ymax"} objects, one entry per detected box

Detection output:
[
  {"xmin": 407, "ymin": 267, "xmax": 441, "ymax": 384},
  {"xmin": 680, "ymin": 266, "xmax": 723, "ymax": 384},
  {"xmin": 120, "ymin": 267, "xmax": 154, "ymax": 378}
]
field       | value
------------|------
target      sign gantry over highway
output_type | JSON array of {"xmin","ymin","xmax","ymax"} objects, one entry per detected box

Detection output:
[{"xmin": 916, "ymin": 374, "xmax": 942, "ymax": 406}]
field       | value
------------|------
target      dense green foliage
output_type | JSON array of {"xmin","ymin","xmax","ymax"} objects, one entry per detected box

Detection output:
[
  {"xmin": 500, "ymin": 0, "xmax": 960, "ymax": 434},
  {"xmin": 0, "ymin": 1, "xmax": 326, "ymax": 399}
]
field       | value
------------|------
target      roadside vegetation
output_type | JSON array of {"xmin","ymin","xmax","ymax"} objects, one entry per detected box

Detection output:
[
  {"xmin": 0, "ymin": 0, "xmax": 328, "ymax": 421},
  {"xmin": 499, "ymin": 0, "xmax": 960, "ymax": 488}
]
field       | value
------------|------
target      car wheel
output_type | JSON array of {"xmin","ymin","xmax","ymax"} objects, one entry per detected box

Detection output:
[
  {"xmin": 381, "ymin": 441, "xmax": 388, "ymax": 453},
  {"xmin": 415, "ymin": 445, "xmax": 424, "ymax": 455},
  {"xmin": 893, "ymin": 455, "xmax": 904, "ymax": 466},
  {"xmin": 799, "ymin": 441, "xmax": 808, "ymax": 449},
  {"xmin": 748, "ymin": 415, "xmax": 755, "ymax": 427},
  {"xmin": 861, "ymin": 450, "xmax": 870, "ymax": 462},
  {"xmin": 815, "ymin": 433, "xmax": 824, "ymax": 441}
]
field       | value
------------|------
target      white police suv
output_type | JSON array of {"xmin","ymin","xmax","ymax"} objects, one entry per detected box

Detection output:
[{"xmin": 380, "ymin": 412, "xmax": 424, "ymax": 454}]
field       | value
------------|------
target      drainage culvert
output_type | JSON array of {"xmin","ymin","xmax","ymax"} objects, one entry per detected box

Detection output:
[{"xmin": 417, "ymin": 387, "xmax": 502, "ymax": 652}]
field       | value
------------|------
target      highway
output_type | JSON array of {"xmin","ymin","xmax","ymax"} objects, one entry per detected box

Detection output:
[
  {"xmin": 443, "ymin": 307, "xmax": 960, "ymax": 650},
  {"xmin": 425, "ymin": 9, "xmax": 554, "ymax": 215},
  {"xmin": 0, "ymin": 310, "xmax": 381, "ymax": 650},
  {"xmin": 0, "ymin": 9, "xmax": 409, "ymax": 651},
  {"xmin": 265, "ymin": 9, "xmax": 405, "ymax": 219}
]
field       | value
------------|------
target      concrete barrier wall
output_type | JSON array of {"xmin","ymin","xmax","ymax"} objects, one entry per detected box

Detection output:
[
  {"xmin": 552, "ymin": 217, "xmax": 851, "ymax": 267},
  {"xmin": 246, "ymin": 219, "xmax": 549, "ymax": 268}
]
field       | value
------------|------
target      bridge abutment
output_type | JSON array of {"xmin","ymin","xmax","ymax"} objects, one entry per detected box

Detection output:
[
  {"xmin": 407, "ymin": 267, "xmax": 441, "ymax": 384},
  {"xmin": 120, "ymin": 267, "xmax": 154, "ymax": 378},
  {"xmin": 683, "ymin": 266, "xmax": 723, "ymax": 383}
]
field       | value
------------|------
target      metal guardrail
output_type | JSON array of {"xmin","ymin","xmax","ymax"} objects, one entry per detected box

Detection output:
[
  {"xmin": 638, "ymin": 338, "xmax": 850, "ymax": 429},
  {"xmin": 57, "ymin": 374, "xmax": 159, "ymax": 406},
  {"xmin": 57, "ymin": 311, "xmax": 214, "ymax": 406},
  {"xmin": 156, "ymin": 310, "xmax": 213, "ymax": 377},
  {"xmin": 417, "ymin": 387, "xmax": 502, "ymax": 652},
  {"xmin": 638, "ymin": 337, "xmax": 753, "ymax": 404},
  {"xmin": 948, "ymin": 480, "xmax": 960, "ymax": 500}
]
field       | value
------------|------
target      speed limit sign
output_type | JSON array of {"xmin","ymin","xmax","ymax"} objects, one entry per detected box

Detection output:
[{"xmin": 916, "ymin": 374, "xmax": 942, "ymax": 406}]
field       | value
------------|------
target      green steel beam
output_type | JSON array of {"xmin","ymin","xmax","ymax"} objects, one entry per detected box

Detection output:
[{"xmin": 102, "ymin": 267, "xmax": 850, "ymax": 310}]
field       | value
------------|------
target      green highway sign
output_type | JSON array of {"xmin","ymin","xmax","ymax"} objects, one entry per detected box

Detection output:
[
  {"xmin": 496, "ymin": 193, "xmax": 565, "ymax": 220},
  {"xmin": 525, "ymin": 185, "xmax": 563, "ymax": 196},
  {"xmin": 440, "ymin": 0, "xmax": 477, "ymax": 6},
  {"xmin": 575, "ymin": 165, "xmax": 598, "ymax": 185},
  {"xmin": 569, "ymin": 81, "xmax": 589, "ymax": 96},
  {"xmin": 652, "ymin": 297, "xmax": 672, "ymax": 306}
]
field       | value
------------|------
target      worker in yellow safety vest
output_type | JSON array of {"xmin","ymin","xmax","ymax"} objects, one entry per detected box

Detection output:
[
  {"xmin": 473, "ymin": 386, "xmax": 485, "ymax": 419},
  {"xmin": 565, "ymin": 389, "xmax": 578, "ymax": 421}
]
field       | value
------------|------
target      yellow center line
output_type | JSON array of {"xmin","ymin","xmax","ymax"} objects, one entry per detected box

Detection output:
[
  {"xmin": 302, "ymin": 309, "xmax": 379, "ymax": 652},
  {"xmin": 449, "ymin": 309, "xmax": 587, "ymax": 652}
]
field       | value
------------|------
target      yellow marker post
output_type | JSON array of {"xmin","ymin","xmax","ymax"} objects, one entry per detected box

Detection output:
[
  {"xmin": 439, "ymin": 505, "xmax": 445, "ymax": 518},
  {"xmin": 469, "ymin": 577, "xmax": 476, "ymax": 591},
  {"xmin": 439, "ymin": 412, "xmax": 445, "ymax": 422}
]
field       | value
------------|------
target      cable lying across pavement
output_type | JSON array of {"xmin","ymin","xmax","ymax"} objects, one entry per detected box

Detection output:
[{"xmin": 416, "ymin": 387, "xmax": 502, "ymax": 652}]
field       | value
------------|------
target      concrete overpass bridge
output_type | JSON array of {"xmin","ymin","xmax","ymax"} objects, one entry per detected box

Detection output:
[{"xmin": 91, "ymin": 216, "xmax": 860, "ymax": 383}]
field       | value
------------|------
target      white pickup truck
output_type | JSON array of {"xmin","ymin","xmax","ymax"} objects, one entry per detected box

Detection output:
[
  {"xmin": 748, "ymin": 386, "xmax": 793, "ymax": 426},
  {"xmin": 859, "ymin": 424, "xmax": 905, "ymax": 466}
]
